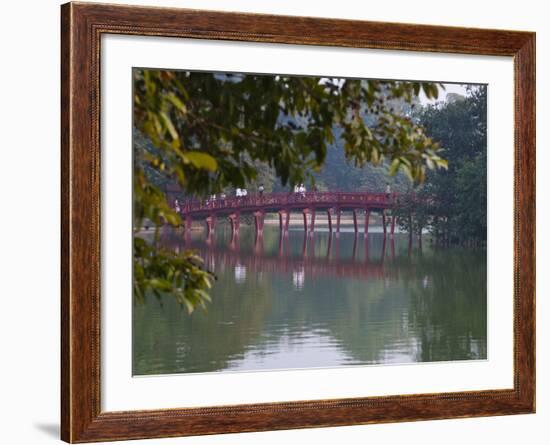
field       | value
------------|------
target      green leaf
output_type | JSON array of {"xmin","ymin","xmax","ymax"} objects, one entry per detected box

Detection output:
[
  {"xmin": 183, "ymin": 152, "xmax": 218, "ymax": 172},
  {"xmin": 184, "ymin": 298, "xmax": 195, "ymax": 314},
  {"xmin": 159, "ymin": 112, "xmax": 179, "ymax": 141},
  {"xmin": 402, "ymin": 164, "xmax": 414, "ymax": 182},
  {"xmin": 166, "ymin": 93, "xmax": 187, "ymax": 113},
  {"xmin": 388, "ymin": 158, "xmax": 401, "ymax": 176}
]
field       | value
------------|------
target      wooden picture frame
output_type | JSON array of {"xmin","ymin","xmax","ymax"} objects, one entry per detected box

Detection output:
[{"xmin": 61, "ymin": 1, "xmax": 535, "ymax": 442}]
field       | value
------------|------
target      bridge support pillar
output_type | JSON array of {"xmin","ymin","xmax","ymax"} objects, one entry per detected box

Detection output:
[
  {"xmin": 302, "ymin": 232, "xmax": 308, "ymax": 257},
  {"xmin": 382, "ymin": 210, "xmax": 387, "ymax": 237},
  {"xmin": 381, "ymin": 235, "xmax": 387, "ymax": 261},
  {"xmin": 278, "ymin": 210, "xmax": 290, "ymax": 234},
  {"xmin": 286, "ymin": 211, "xmax": 291, "ymax": 233},
  {"xmin": 206, "ymin": 215, "xmax": 216, "ymax": 237},
  {"xmin": 327, "ymin": 209, "xmax": 333, "ymax": 233},
  {"xmin": 183, "ymin": 227, "xmax": 191, "ymax": 246},
  {"xmin": 228, "ymin": 212, "xmax": 240, "ymax": 237},
  {"xmin": 254, "ymin": 210, "xmax": 265, "ymax": 236},
  {"xmin": 352, "ymin": 210, "xmax": 358, "ymax": 234},
  {"xmin": 391, "ymin": 214, "xmax": 396, "ymax": 237},
  {"xmin": 254, "ymin": 230, "xmax": 263, "ymax": 255},
  {"xmin": 302, "ymin": 209, "xmax": 309, "ymax": 233},
  {"xmin": 336, "ymin": 208, "xmax": 341, "ymax": 234},
  {"xmin": 184, "ymin": 215, "xmax": 193, "ymax": 232},
  {"xmin": 310, "ymin": 208, "xmax": 316, "ymax": 233},
  {"xmin": 364, "ymin": 209, "xmax": 370, "ymax": 237},
  {"xmin": 229, "ymin": 230, "xmax": 240, "ymax": 251}
]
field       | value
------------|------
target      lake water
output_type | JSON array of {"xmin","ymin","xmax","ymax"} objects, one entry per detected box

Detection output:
[{"xmin": 133, "ymin": 222, "xmax": 487, "ymax": 375}]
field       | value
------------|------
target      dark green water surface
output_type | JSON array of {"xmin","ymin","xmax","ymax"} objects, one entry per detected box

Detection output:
[{"xmin": 133, "ymin": 223, "xmax": 487, "ymax": 375}]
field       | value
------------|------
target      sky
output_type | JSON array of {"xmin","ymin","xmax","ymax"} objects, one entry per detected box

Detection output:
[{"xmin": 419, "ymin": 82, "xmax": 471, "ymax": 105}]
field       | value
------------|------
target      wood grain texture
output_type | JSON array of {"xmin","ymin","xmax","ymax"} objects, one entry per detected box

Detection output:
[{"xmin": 60, "ymin": 2, "xmax": 536, "ymax": 442}]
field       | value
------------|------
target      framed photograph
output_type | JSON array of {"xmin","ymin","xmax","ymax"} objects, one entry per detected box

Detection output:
[{"xmin": 61, "ymin": 2, "xmax": 535, "ymax": 442}]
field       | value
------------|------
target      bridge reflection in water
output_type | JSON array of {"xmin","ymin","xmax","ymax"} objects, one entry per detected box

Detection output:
[
  {"xmin": 162, "ymin": 221, "xmax": 401, "ymax": 289},
  {"xmin": 135, "ymin": 225, "xmax": 487, "ymax": 375}
]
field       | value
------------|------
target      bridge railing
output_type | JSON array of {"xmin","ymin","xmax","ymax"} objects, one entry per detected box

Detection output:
[{"xmin": 179, "ymin": 191, "xmax": 398, "ymax": 214}]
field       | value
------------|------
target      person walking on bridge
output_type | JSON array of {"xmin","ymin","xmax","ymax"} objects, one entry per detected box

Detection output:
[{"xmin": 241, "ymin": 188, "xmax": 248, "ymax": 204}]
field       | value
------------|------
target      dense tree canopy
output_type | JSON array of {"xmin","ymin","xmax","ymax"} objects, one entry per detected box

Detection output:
[
  {"xmin": 133, "ymin": 69, "xmax": 449, "ymax": 310},
  {"xmin": 397, "ymin": 86, "xmax": 487, "ymax": 245}
]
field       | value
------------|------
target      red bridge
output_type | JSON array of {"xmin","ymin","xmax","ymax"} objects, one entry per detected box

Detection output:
[{"xmin": 173, "ymin": 191, "xmax": 399, "ymax": 238}]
